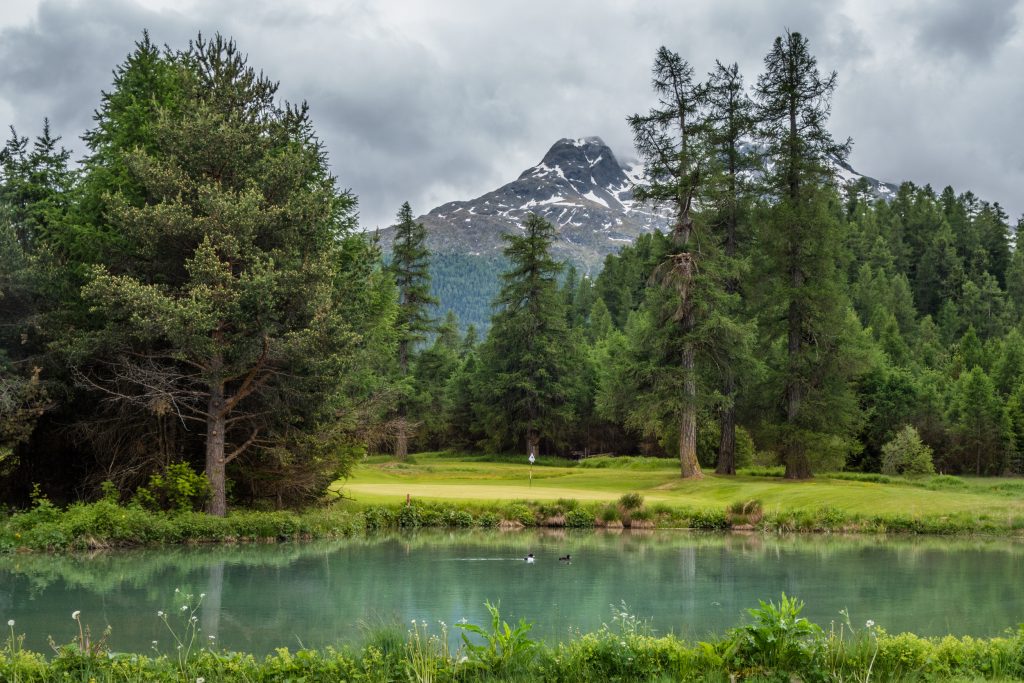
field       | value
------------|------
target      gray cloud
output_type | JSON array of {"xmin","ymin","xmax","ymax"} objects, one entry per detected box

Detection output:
[
  {"xmin": 914, "ymin": 0, "xmax": 1018, "ymax": 63},
  {"xmin": 0, "ymin": 0, "xmax": 1020, "ymax": 229}
]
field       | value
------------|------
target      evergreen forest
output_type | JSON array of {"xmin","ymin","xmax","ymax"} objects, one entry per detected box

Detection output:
[{"xmin": 2, "ymin": 29, "xmax": 1023, "ymax": 517}]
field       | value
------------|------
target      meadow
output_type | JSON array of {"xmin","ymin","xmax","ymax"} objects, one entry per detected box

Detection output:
[{"xmin": 339, "ymin": 453, "xmax": 1024, "ymax": 521}]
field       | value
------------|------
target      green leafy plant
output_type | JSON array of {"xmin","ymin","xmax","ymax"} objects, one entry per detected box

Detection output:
[
  {"xmin": 134, "ymin": 463, "xmax": 211, "ymax": 513},
  {"xmin": 455, "ymin": 600, "xmax": 537, "ymax": 676},
  {"xmin": 727, "ymin": 593, "xmax": 825, "ymax": 676}
]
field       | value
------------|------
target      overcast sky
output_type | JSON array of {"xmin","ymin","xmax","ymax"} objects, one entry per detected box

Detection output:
[{"xmin": 0, "ymin": 0, "xmax": 1021, "ymax": 229}]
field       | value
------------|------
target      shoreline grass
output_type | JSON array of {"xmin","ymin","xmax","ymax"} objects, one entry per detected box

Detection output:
[
  {"xmin": 3, "ymin": 453, "xmax": 1024, "ymax": 553},
  {"xmin": 3, "ymin": 596, "xmax": 1023, "ymax": 681}
]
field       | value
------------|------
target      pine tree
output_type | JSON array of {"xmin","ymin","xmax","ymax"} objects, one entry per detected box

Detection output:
[
  {"xmin": 389, "ymin": 201, "xmax": 437, "ymax": 459},
  {"xmin": 476, "ymin": 214, "xmax": 580, "ymax": 456},
  {"xmin": 754, "ymin": 30, "xmax": 864, "ymax": 478},
  {"xmin": 76, "ymin": 34, "xmax": 375, "ymax": 514}
]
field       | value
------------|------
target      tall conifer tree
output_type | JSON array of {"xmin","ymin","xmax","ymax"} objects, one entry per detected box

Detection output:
[
  {"xmin": 627, "ymin": 47, "xmax": 708, "ymax": 478},
  {"xmin": 705, "ymin": 60, "xmax": 757, "ymax": 474},
  {"xmin": 754, "ymin": 31, "xmax": 864, "ymax": 478},
  {"xmin": 389, "ymin": 201, "xmax": 436, "ymax": 459},
  {"xmin": 477, "ymin": 214, "xmax": 578, "ymax": 456}
]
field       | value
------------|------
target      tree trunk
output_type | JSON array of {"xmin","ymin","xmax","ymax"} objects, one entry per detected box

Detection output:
[
  {"xmin": 679, "ymin": 345, "xmax": 703, "ymax": 479},
  {"xmin": 205, "ymin": 380, "xmax": 228, "ymax": 516},
  {"xmin": 395, "ymin": 427, "xmax": 409, "ymax": 461},
  {"xmin": 716, "ymin": 377, "xmax": 737, "ymax": 475},
  {"xmin": 784, "ymin": 450, "xmax": 812, "ymax": 479},
  {"xmin": 201, "ymin": 560, "xmax": 224, "ymax": 639},
  {"xmin": 527, "ymin": 430, "xmax": 540, "ymax": 459},
  {"xmin": 395, "ymin": 339, "xmax": 410, "ymax": 460},
  {"xmin": 784, "ymin": 267, "xmax": 811, "ymax": 479}
]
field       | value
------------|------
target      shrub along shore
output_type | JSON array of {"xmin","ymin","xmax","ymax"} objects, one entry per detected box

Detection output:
[{"xmin": 2, "ymin": 595, "xmax": 1023, "ymax": 681}]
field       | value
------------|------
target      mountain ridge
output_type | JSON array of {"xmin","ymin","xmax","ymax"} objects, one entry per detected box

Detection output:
[{"xmin": 377, "ymin": 135, "xmax": 896, "ymax": 272}]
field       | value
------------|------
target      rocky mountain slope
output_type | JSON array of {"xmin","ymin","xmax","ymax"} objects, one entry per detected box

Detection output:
[{"xmin": 377, "ymin": 136, "xmax": 896, "ymax": 273}]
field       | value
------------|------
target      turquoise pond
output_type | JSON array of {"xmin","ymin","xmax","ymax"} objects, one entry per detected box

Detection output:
[{"xmin": 1, "ymin": 530, "xmax": 1021, "ymax": 655}]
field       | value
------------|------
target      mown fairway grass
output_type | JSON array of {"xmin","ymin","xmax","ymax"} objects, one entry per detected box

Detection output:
[{"xmin": 339, "ymin": 452, "xmax": 1024, "ymax": 518}]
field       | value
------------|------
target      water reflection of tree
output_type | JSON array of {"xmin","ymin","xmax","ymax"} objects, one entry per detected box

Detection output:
[
  {"xmin": 2, "ymin": 531, "xmax": 1023, "ymax": 593},
  {"xmin": 2, "ymin": 530, "xmax": 1023, "ymax": 650}
]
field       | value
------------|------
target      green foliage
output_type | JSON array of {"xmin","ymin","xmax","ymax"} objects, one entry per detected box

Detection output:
[
  {"xmin": 727, "ymin": 594, "xmax": 825, "ymax": 676},
  {"xmin": 4, "ymin": 596, "xmax": 1024, "ymax": 681},
  {"xmin": 455, "ymin": 600, "xmax": 538, "ymax": 677},
  {"xmin": 618, "ymin": 492, "xmax": 644, "ymax": 510},
  {"xmin": 880, "ymin": 425, "xmax": 936, "ymax": 476},
  {"xmin": 565, "ymin": 508, "xmax": 595, "ymax": 528},
  {"xmin": 133, "ymin": 462, "xmax": 211, "ymax": 513},
  {"xmin": 504, "ymin": 502, "xmax": 536, "ymax": 527},
  {"xmin": 476, "ymin": 214, "xmax": 583, "ymax": 454}
]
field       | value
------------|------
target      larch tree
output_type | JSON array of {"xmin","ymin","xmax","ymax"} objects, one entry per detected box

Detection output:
[
  {"xmin": 389, "ymin": 201, "xmax": 437, "ymax": 459},
  {"xmin": 627, "ymin": 47, "xmax": 749, "ymax": 478},
  {"xmin": 754, "ymin": 30, "xmax": 865, "ymax": 479},
  {"xmin": 704, "ymin": 60, "xmax": 757, "ymax": 475},
  {"xmin": 627, "ymin": 47, "xmax": 706, "ymax": 478}
]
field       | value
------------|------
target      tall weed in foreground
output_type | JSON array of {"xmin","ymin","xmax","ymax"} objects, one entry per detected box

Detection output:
[
  {"xmin": 455, "ymin": 600, "xmax": 538, "ymax": 677},
  {"xmin": 154, "ymin": 588, "xmax": 215, "ymax": 682},
  {"xmin": 406, "ymin": 618, "xmax": 459, "ymax": 683},
  {"xmin": 726, "ymin": 593, "xmax": 825, "ymax": 679}
]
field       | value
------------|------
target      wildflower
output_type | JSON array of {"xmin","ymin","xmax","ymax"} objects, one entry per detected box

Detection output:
[
  {"xmin": 152, "ymin": 640, "xmax": 158, "ymax": 646},
  {"xmin": 197, "ymin": 678, "xmax": 205, "ymax": 683},
  {"xmin": 190, "ymin": 616, "xmax": 198, "ymax": 623},
  {"xmin": 72, "ymin": 610, "xmax": 81, "ymax": 620},
  {"xmin": 411, "ymin": 619, "xmax": 416, "ymax": 624},
  {"xmin": 175, "ymin": 588, "xmax": 180, "ymax": 593},
  {"xmin": 7, "ymin": 619, "xmax": 13, "ymax": 627},
  {"xmin": 200, "ymin": 593, "xmax": 206, "ymax": 599},
  {"xmin": 208, "ymin": 635, "xmax": 216, "ymax": 640},
  {"xmin": 181, "ymin": 605, "xmax": 188, "ymax": 612},
  {"xmin": 866, "ymin": 619, "xmax": 875, "ymax": 628},
  {"xmin": 157, "ymin": 611, "xmax": 165, "ymax": 617}
]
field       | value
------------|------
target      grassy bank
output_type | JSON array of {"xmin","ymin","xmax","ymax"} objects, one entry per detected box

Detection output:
[
  {"xmin": 4, "ymin": 453, "xmax": 1024, "ymax": 552},
  {"xmin": 2, "ymin": 596, "xmax": 1023, "ymax": 681},
  {"xmin": 338, "ymin": 453, "xmax": 1024, "ymax": 533}
]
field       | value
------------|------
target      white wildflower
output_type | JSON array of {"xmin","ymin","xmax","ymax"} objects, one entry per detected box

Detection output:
[
  {"xmin": 157, "ymin": 611, "xmax": 164, "ymax": 617},
  {"xmin": 181, "ymin": 605, "xmax": 188, "ymax": 612},
  {"xmin": 208, "ymin": 635, "xmax": 216, "ymax": 640},
  {"xmin": 200, "ymin": 593, "xmax": 205, "ymax": 599},
  {"xmin": 174, "ymin": 588, "xmax": 180, "ymax": 593},
  {"xmin": 196, "ymin": 678, "xmax": 205, "ymax": 683},
  {"xmin": 866, "ymin": 619, "xmax": 875, "ymax": 628},
  {"xmin": 6, "ymin": 619, "xmax": 13, "ymax": 627},
  {"xmin": 71, "ymin": 610, "xmax": 80, "ymax": 620}
]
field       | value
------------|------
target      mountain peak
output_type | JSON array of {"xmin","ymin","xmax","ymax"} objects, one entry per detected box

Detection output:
[{"xmin": 519, "ymin": 135, "xmax": 630, "ymax": 191}]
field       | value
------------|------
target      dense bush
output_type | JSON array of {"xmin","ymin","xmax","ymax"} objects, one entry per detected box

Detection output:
[{"xmin": 881, "ymin": 425, "xmax": 936, "ymax": 476}]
